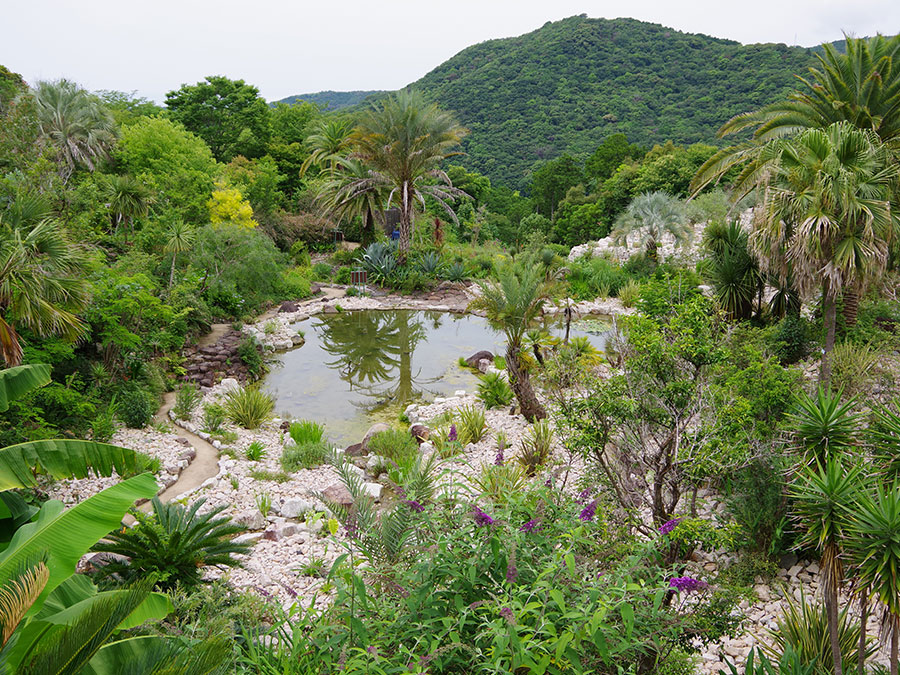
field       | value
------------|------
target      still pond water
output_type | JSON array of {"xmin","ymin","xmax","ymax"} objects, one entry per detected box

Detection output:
[{"xmin": 262, "ymin": 310, "xmax": 611, "ymax": 446}]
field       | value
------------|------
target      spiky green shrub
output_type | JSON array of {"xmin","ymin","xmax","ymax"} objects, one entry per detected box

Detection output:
[
  {"xmin": 91, "ymin": 497, "xmax": 250, "ymax": 591},
  {"xmin": 477, "ymin": 372, "xmax": 514, "ymax": 410},
  {"xmin": 245, "ymin": 441, "xmax": 267, "ymax": 461},
  {"xmin": 516, "ymin": 419, "xmax": 554, "ymax": 476},
  {"xmin": 281, "ymin": 440, "xmax": 330, "ymax": 472},
  {"xmin": 91, "ymin": 400, "xmax": 118, "ymax": 442},
  {"xmin": 467, "ymin": 462, "xmax": 528, "ymax": 504},
  {"xmin": 289, "ymin": 419, "xmax": 325, "ymax": 446},
  {"xmin": 172, "ymin": 383, "xmax": 201, "ymax": 421},
  {"xmin": 445, "ymin": 261, "xmax": 467, "ymax": 282},
  {"xmin": 456, "ymin": 405, "xmax": 487, "ymax": 445},
  {"xmin": 223, "ymin": 386, "xmax": 275, "ymax": 429},
  {"xmin": 368, "ymin": 429, "xmax": 418, "ymax": 464}
]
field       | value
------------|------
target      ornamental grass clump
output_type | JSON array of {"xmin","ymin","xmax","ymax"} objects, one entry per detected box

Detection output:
[
  {"xmin": 223, "ymin": 386, "xmax": 275, "ymax": 429},
  {"xmin": 172, "ymin": 383, "xmax": 201, "ymax": 421},
  {"xmin": 456, "ymin": 405, "xmax": 487, "ymax": 445},
  {"xmin": 281, "ymin": 440, "xmax": 330, "ymax": 472},
  {"xmin": 289, "ymin": 419, "xmax": 325, "ymax": 446},
  {"xmin": 515, "ymin": 419, "xmax": 554, "ymax": 476},
  {"xmin": 367, "ymin": 429, "xmax": 418, "ymax": 465}
]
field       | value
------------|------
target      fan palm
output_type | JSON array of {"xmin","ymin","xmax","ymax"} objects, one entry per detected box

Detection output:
[
  {"xmin": 164, "ymin": 219, "xmax": 195, "ymax": 288},
  {"xmin": 469, "ymin": 264, "xmax": 551, "ymax": 421},
  {"xmin": 612, "ymin": 191, "xmax": 690, "ymax": 263},
  {"xmin": 790, "ymin": 457, "xmax": 864, "ymax": 675},
  {"xmin": 348, "ymin": 90, "xmax": 468, "ymax": 259},
  {"xmin": 104, "ymin": 174, "xmax": 153, "ymax": 242},
  {"xmin": 299, "ymin": 117, "xmax": 355, "ymax": 178},
  {"xmin": 33, "ymin": 79, "xmax": 116, "ymax": 184},
  {"xmin": 749, "ymin": 123, "xmax": 898, "ymax": 383},
  {"xmin": 0, "ymin": 212, "xmax": 89, "ymax": 367},
  {"xmin": 845, "ymin": 482, "xmax": 900, "ymax": 675}
]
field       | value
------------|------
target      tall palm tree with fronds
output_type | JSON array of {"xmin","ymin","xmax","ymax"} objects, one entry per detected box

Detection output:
[
  {"xmin": 104, "ymin": 174, "xmax": 153, "ymax": 241},
  {"xmin": 299, "ymin": 117, "xmax": 355, "ymax": 178},
  {"xmin": 469, "ymin": 263, "xmax": 550, "ymax": 422},
  {"xmin": 845, "ymin": 482, "xmax": 900, "ymax": 675},
  {"xmin": 790, "ymin": 457, "xmax": 864, "ymax": 675},
  {"xmin": 0, "ymin": 201, "xmax": 89, "ymax": 366},
  {"xmin": 348, "ymin": 90, "xmax": 468, "ymax": 259},
  {"xmin": 33, "ymin": 79, "xmax": 116, "ymax": 184},
  {"xmin": 315, "ymin": 156, "xmax": 387, "ymax": 245},
  {"xmin": 164, "ymin": 219, "xmax": 195, "ymax": 288},
  {"xmin": 749, "ymin": 122, "xmax": 898, "ymax": 383},
  {"xmin": 612, "ymin": 191, "xmax": 690, "ymax": 263}
]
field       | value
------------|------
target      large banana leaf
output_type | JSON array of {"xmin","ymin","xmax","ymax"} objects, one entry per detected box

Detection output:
[
  {"xmin": 0, "ymin": 439, "xmax": 143, "ymax": 490},
  {"xmin": 0, "ymin": 474, "xmax": 157, "ymax": 615},
  {"xmin": 0, "ymin": 364, "xmax": 51, "ymax": 412}
]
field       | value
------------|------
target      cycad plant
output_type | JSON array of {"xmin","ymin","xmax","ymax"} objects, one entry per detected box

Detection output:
[
  {"xmin": 92, "ymin": 497, "xmax": 250, "ymax": 591},
  {"xmin": 789, "ymin": 458, "xmax": 864, "ymax": 675}
]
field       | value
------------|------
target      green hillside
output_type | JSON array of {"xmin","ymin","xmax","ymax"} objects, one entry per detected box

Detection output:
[
  {"xmin": 277, "ymin": 89, "xmax": 382, "ymax": 111},
  {"xmin": 410, "ymin": 16, "xmax": 823, "ymax": 187}
]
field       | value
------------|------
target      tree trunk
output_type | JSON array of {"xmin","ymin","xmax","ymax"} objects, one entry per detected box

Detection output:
[
  {"xmin": 892, "ymin": 615, "xmax": 898, "ymax": 675},
  {"xmin": 506, "ymin": 344, "xmax": 546, "ymax": 422},
  {"xmin": 363, "ymin": 207, "xmax": 375, "ymax": 247},
  {"xmin": 842, "ymin": 288, "xmax": 859, "ymax": 329},
  {"xmin": 820, "ymin": 280, "xmax": 837, "ymax": 387},
  {"xmin": 646, "ymin": 240, "xmax": 658, "ymax": 264},
  {"xmin": 398, "ymin": 182, "xmax": 413, "ymax": 262},
  {"xmin": 168, "ymin": 254, "xmax": 177, "ymax": 289},
  {"xmin": 826, "ymin": 577, "xmax": 844, "ymax": 675},
  {"xmin": 858, "ymin": 587, "xmax": 868, "ymax": 675}
]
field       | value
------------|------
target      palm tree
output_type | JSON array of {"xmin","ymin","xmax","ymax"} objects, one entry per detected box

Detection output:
[
  {"xmin": 349, "ymin": 90, "xmax": 468, "ymax": 259},
  {"xmin": 612, "ymin": 191, "xmax": 690, "ymax": 263},
  {"xmin": 790, "ymin": 457, "xmax": 863, "ymax": 675},
  {"xmin": 702, "ymin": 220, "xmax": 762, "ymax": 320},
  {"xmin": 104, "ymin": 174, "xmax": 153, "ymax": 241},
  {"xmin": 0, "ymin": 207, "xmax": 89, "ymax": 367},
  {"xmin": 315, "ymin": 156, "xmax": 387, "ymax": 245},
  {"xmin": 164, "ymin": 219, "xmax": 196, "ymax": 288},
  {"xmin": 33, "ymin": 79, "xmax": 116, "ymax": 184},
  {"xmin": 749, "ymin": 122, "xmax": 898, "ymax": 383},
  {"xmin": 469, "ymin": 264, "xmax": 550, "ymax": 422},
  {"xmin": 845, "ymin": 482, "xmax": 900, "ymax": 675},
  {"xmin": 299, "ymin": 117, "xmax": 355, "ymax": 178}
]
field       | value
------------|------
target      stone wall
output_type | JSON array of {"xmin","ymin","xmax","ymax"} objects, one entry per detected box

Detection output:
[{"xmin": 182, "ymin": 330, "xmax": 256, "ymax": 388}]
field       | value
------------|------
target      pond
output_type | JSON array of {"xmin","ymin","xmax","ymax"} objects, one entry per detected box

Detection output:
[{"xmin": 262, "ymin": 310, "xmax": 612, "ymax": 446}]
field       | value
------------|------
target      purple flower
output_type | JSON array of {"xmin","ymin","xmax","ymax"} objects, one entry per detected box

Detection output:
[
  {"xmin": 255, "ymin": 585, "xmax": 273, "ymax": 600},
  {"xmin": 577, "ymin": 487, "xmax": 593, "ymax": 504},
  {"xmin": 506, "ymin": 558, "xmax": 518, "ymax": 584},
  {"xmin": 544, "ymin": 476, "xmax": 554, "ymax": 488},
  {"xmin": 668, "ymin": 576, "xmax": 707, "ymax": 593},
  {"xmin": 499, "ymin": 606, "xmax": 515, "ymax": 624},
  {"xmin": 473, "ymin": 507, "xmax": 494, "ymax": 527},
  {"xmin": 403, "ymin": 499, "xmax": 425, "ymax": 513},
  {"xmin": 658, "ymin": 518, "xmax": 681, "ymax": 535},
  {"xmin": 366, "ymin": 645, "xmax": 378, "ymax": 656},
  {"xmin": 494, "ymin": 447, "xmax": 504, "ymax": 465},
  {"xmin": 519, "ymin": 518, "xmax": 540, "ymax": 533},
  {"xmin": 448, "ymin": 424, "xmax": 457, "ymax": 442},
  {"xmin": 579, "ymin": 499, "xmax": 597, "ymax": 522}
]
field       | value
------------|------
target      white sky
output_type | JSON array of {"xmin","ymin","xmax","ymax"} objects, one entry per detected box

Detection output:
[{"xmin": 4, "ymin": 1, "xmax": 898, "ymax": 103}]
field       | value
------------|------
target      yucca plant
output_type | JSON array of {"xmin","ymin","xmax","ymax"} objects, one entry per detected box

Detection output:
[
  {"xmin": 869, "ymin": 401, "xmax": 900, "ymax": 480},
  {"xmin": 830, "ymin": 343, "xmax": 881, "ymax": 396},
  {"xmin": 92, "ymin": 497, "xmax": 250, "ymax": 591},
  {"xmin": 844, "ymin": 481, "xmax": 900, "ymax": 675},
  {"xmin": 719, "ymin": 645, "xmax": 816, "ymax": 675},
  {"xmin": 789, "ymin": 458, "xmax": 864, "ymax": 675},
  {"xmin": 245, "ymin": 441, "xmax": 267, "ymax": 462},
  {"xmin": 172, "ymin": 383, "xmax": 201, "ymax": 421},
  {"xmin": 477, "ymin": 371, "xmax": 514, "ymax": 409},
  {"xmin": 223, "ymin": 386, "xmax": 275, "ymax": 429},
  {"xmin": 764, "ymin": 590, "xmax": 874, "ymax": 674},
  {"xmin": 467, "ymin": 462, "xmax": 528, "ymax": 504},
  {"xmin": 790, "ymin": 388, "xmax": 861, "ymax": 464},
  {"xmin": 516, "ymin": 419, "xmax": 554, "ymax": 476},
  {"xmin": 456, "ymin": 405, "xmax": 487, "ymax": 445}
]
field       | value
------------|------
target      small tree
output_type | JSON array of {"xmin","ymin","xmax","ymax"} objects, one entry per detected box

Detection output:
[{"xmin": 612, "ymin": 191, "xmax": 690, "ymax": 262}]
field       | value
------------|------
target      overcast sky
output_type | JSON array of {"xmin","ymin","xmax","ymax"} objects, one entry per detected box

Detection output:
[{"xmin": 4, "ymin": 1, "xmax": 898, "ymax": 104}]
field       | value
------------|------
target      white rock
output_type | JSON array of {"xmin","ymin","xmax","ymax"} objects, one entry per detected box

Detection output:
[
  {"xmin": 234, "ymin": 532, "xmax": 263, "ymax": 545},
  {"xmin": 220, "ymin": 378, "xmax": 241, "ymax": 393},
  {"xmin": 280, "ymin": 498, "xmax": 315, "ymax": 518},
  {"xmin": 236, "ymin": 510, "xmax": 266, "ymax": 531},
  {"xmin": 363, "ymin": 482, "xmax": 383, "ymax": 499},
  {"xmin": 454, "ymin": 390, "xmax": 466, "ymax": 397}
]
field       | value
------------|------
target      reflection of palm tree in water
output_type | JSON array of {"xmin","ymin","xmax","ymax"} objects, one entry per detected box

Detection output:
[{"xmin": 316, "ymin": 311, "xmax": 439, "ymax": 410}]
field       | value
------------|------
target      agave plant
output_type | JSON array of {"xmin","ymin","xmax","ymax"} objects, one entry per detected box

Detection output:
[
  {"xmin": 360, "ymin": 241, "xmax": 399, "ymax": 283},
  {"xmin": 92, "ymin": 497, "xmax": 250, "ymax": 591},
  {"xmin": 444, "ymin": 261, "xmax": 467, "ymax": 282},
  {"xmin": 416, "ymin": 250, "xmax": 444, "ymax": 277}
]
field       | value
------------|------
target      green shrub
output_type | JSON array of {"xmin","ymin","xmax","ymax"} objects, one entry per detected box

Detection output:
[
  {"xmin": 724, "ymin": 458, "xmax": 788, "ymax": 557},
  {"xmin": 172, "ymin": 383, "xmax": 201, "ymax": 421},
  {"xmin": 769, "ymin": 315, "xmax": 809, "ymax": 365},
  {"xmin": 456, "ymin": 405, "xmax": 487, "ymax": 445},
  {"xmin": 255, "ymin": 492, "xmax": 272, "ymax": 516},
  {"xmin": 466, "ymin": 462, "xmax": 528, "ymax": 504},
  {"xmin": 223, "ymin": 386, "xmax": 275, "ymax": 429},
  {"xmin": 281, "ymin": 266, "xmax": 313, "ymax": 299},
  {"xmin": 119, "ymin": 386, "xmax": 154, "ymax": 429},
  {"xmin": 289, "ymin": 240, "xmax": 311, "ymax": 266},
  {"xmin": 249, "ymin": 468, "xmax": 292, "ymax": 483},
  {"xmin": 289, "ymin": 419, "xmax": 325, "ymax": 445},
  {"xmin": 237, "ymin": 337, "xmax": 265, "ymax": 380},
  {"xmin": 515, "ymin": 419, "xmax": 554, "ymax": 475},
  {"xmin": 91, "ymin": 401, "xmax": 118, "ymax": 442},
  {"xmin": 618, "ymin": 279, "xmax": 641, "ymax": 308},
  {"xmin": 203, "ymin": 403, "xmax": 226, "ymax": 433},
  {"xmin": 281, "ymin": 440, "xmax": 330, "ymax": 472},
  {"xmin": 445, "ymin": 261, "xmax": 467, "ymax": 282},
  {"xmin": 312, "ymin": 262, "xmax": 332, "ymax": 281},
  {"xmin": 367, "ymin": 429, "xmax": 418, "ymax": 464},
  {"xmin": 477, "ymin": 372, "xmax": 514, "ymax": 409},
  {"xmin": 91, "ymin": 497, "xmax": 250, "ymax": 591},
  {"xmin": 334, "ymin": 266, "xmax": 352, "ymax": 285},
  {"xmin": 245, "ymin": 441, "xmax": 267, "ymax": 461}
]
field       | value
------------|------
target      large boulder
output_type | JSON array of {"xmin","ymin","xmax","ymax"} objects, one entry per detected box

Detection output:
[
  {"xmin": 361, "ymin": 423, "xmax": 390, "ymax": 451},
  {"xmin": 410, "ymin": 424, "xmax": 430, "ymax": 444},
  {"xmin": 279, "ymin": 300, "xmax": 299, "ymax": 313},
  {"xmin": 465, "ymin": 350, "xmax": 494, "ymax": 368},
  {"xmin": 322, "ymin": 483, "xmax": 353, "ymax": 507},
  {"xmin": 280, "ymin": 498, "xmax": 315, "ymax": 519}
]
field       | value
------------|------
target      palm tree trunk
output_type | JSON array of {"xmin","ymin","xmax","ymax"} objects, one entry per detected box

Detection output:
[
  {"xmin": 842, "ymin": 288, "xmax": 859, "ymax": 329},
  {"xmin": 858, "ymin": 587, "xmax": 868, "ymax": 675},
  {"xmin": 646, "ymin": 240, "xmax": 658, "ymax": 264},
  {"xmin": 892, "ymin": 614, "xmax": 898, "ymax": 675},
  {"xmin": 168, "ymin": 254, "xmax": 177, "ymax": 289},
  {"xmin": 398, "ymin": 182, "xmax": 413, "ymax": 262},
  {"xmin": 506, "ymin": 344, "xmax": 546, "ymax": 422},
  {"xmin": 820, "ymin": 280, "xmax": 837, "ymax": 386}
]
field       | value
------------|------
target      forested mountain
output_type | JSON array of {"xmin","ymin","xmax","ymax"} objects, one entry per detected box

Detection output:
[
  {"xmin": 409, "ymin": 16, "xmax": 826, "ymax": 187},
  {"xmin": 277, "ymin": 90, "xmax": 381, "ymax": 110}
]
